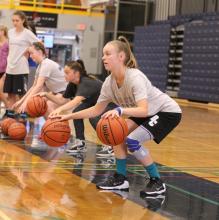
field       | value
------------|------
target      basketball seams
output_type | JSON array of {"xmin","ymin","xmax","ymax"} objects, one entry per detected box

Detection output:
[
  {"xmin": 44, "ymin": 130, "xmax": 70, "ymax": 134},
  {"xmin": 41, "ymin": 120, "xmax": 71, "ymax": 147},
  {"xmin": 33, "ymin": 96, "xmax": 40, "ymax": 117},
  {"xmin": 42, "ymin": 120, "xmax": 63, "ymax": 133},
  {"xmin": 27, "ymin": 96, "xmax": 47, "ymax": 117},
  {"xmin": 96, "ymin": 117, "xmax": 128, "ymax": 146},
  {"xmin": 1, "ymin": 118, "xmax": 16, "ymax": 134},
  {"xmin": 98, "ymin": 119, "xmax": 106, "ymax": 144},
  {"xmin": 27, "ymin": 99, "xmax": 35, "ymax": 117},
  {"xmin": 115, "ymin": 117, "xmax": 127, "ymax": 140},
  {"xmin": 38, "ymin": 97, "xmax": 47, "ymax": 116},
  {"xmin": 44, "ymin": 132, "xmax": 69, "ymax": 144},
  {"xmin": 37, "ymin": 96, "xmax": 43, "ymax": 116},
  {"xmin": 8, "ymin": 124, "xmax": 26, "ymax": 139},
  {"xmin": 26, "ymin": 101, "xmax": 36, "ymax": 117},
  {"xmin": 43, "ymin": 98, "xmax": 48, "ymax": 114},
  {"xmin": 107, "ymin": 118, "xmax": 116, "ymax": 145}
]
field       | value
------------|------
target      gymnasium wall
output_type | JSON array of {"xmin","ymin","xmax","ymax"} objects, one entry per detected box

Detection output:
[
  {"xmin": 155, "ymin": 0, "xmax": 219, "ymax": 21},
  {"xmin": 0, "ymin": 10, "xmax": 105, "ymax": 75}
]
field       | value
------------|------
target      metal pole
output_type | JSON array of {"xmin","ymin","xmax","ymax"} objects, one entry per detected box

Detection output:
[{"xmin": 113, "ymin": 0, "xmax": 120, "ymax": 40}]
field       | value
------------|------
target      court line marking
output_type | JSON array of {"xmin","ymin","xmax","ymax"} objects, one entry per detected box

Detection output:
[
  {"xmin": 0, "ymin": 209, "xmax": 11, "ymax": 220},
  {"xmin": 1, "ymin": 137, "xmax": 219, "ymax": 208},
  {"xmin": 128, "ymin": 169, "xmax": 219, "ymax": 206},
  {"xmin": 0, "ymin": 205, "xmax": 64, "ymax": 220}
]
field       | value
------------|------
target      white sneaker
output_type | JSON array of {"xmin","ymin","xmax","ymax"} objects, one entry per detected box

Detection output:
[
  {"xmin": 96, "ymin": 145, "xmax": 114, "ymax": 157},
  {"xmin": 97, "ymin": 157, "xmax": 116, "ymax": 168},
  {"xmin": 66, "ymin": 139, "xmax": 86, "ymax": 154}
]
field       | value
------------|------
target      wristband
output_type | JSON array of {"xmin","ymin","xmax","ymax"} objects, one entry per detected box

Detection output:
[{"xmin": 115, "ymin": 107, "xmax": 123, "ymax": 116}]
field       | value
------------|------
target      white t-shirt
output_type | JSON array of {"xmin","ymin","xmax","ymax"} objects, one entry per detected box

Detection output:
[
  {"xmin": 97, "ymin": 68, "xmax": 182, "ymax": 116},
  {"xmin": 35, "ymin": 58, "xmax": 67, "ymax": 93},
  {"xmin": 6, "ymin": 28, "xmax": 39, "ymax": 75}
]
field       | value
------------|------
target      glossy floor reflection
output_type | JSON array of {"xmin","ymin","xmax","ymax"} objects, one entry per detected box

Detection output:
[{"xmin": 0, "ymin": 104, "xmax": 219, "ymax": 219}]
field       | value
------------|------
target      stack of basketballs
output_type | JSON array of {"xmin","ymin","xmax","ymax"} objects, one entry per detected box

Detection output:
[
  {"xmin": 1, "ymin": 96, "xmax": 71, "ymax": 147},
  {"xmin": 1, "ymin": 117, "xmax": 26, "ymax": 140}
]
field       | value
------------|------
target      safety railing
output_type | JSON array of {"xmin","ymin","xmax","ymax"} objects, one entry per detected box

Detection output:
[{"xmin": 0, "ymin": 0, "xmax": 104, "ymax": 16}]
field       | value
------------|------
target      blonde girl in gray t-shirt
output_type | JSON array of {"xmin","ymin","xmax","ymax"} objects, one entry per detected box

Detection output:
[{"xmin": 52, "ymin": 36, "xmax": 182, "ymax": 199}]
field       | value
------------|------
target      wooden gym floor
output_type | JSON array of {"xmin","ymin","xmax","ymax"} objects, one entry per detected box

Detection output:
[{"xmin": 0, "ymin": 100, "xmax": 218, "ymax": 220}]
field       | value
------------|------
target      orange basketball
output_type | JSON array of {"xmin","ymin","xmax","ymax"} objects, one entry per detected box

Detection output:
[
  {"xmin": 26, "ymin": 96, "xmax": 48, "ymax": 118},
  {"xmin": 96, "ymin": 117, "xmax": 128, "ymax": 146},
  {"xmin": 41, "ymin": 119, "xmax": 71, "ymax": 147},
  {"xmin": 1, "ymin": 118, "xmax": 17, "ymax": 135},
  {"xmin": 8, "ymin": 122, "xmax": 27, "ymax": 140}
]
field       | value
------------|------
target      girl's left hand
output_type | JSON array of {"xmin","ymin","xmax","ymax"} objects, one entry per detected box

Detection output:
[
  {"xmin": 34, "ymin": 92, "xmax": 47, "ymax": 97},
  {"xmin": 17, "ymin": 101, "xmax": 27, "ymax": 114},
  {"xmin": 101, "ymin": 109, "xmax": 119, "ymax": 119},
  {"xmin": 49, "ymin": 113, "xmax": 72, "ymax": 121}
]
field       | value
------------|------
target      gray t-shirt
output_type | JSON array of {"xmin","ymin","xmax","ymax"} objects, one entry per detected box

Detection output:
[
  {"xmin": 76, "ymin": 77, "xmax": 103, "ymax": 105},
  {"xmin": 6, "ymin": 28, "xmax": 39, "ymax": 75},
  {"xmin": 97, "ymin": 68, "xmax": 181, "ymax": 116},
  {"xmin": 35, "ymin": 58, "xmax": 67, "ymax": 93}
]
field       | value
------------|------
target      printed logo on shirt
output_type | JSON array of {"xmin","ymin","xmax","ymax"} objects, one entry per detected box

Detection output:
[{"xmin": 148, "ymin": 115, "xmax": 159, "ymax": 127}]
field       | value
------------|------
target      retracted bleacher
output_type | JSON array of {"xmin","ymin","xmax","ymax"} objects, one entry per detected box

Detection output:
[
  {"xmin": 178, "ymin": 21, "xmax": 219, "ymax": 103},
  {"xmin": 134, "ymin": 23, "xmax": 171, "ymax": 92}
]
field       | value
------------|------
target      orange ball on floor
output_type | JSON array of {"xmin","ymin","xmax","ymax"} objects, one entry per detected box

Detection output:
[
  {"xmin": 1, "ymin": 118, "xmax": 17, "ymax": 135},
  {"xmin": 8, "ymin": 122, "xmax": 27, "ymax": 140},
  {"xmin": 96, "ymin": 116, "xmax": 128, "ymax": 146},
  {"xmin": 41, "ymin": 118, "xmax": 71, "ymax": 147}
]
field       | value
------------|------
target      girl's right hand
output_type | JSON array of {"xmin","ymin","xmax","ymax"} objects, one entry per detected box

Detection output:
[
  {"xmin": 34, "ymin": 92, "xmax": 47, "ymax": 97},
  {"xmin": 48, "ymin": 109, "xmax": 62, "ymax": 118},
  {"xmin": 12, "ymin": 100, "xmax": 22, "ymax": 110},
  {"xmin": 49, "ymin": 114, "xmax": 71, "ymax": 122}
]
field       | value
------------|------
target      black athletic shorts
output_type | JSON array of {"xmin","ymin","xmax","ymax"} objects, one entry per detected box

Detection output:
[
  {"xmin": 3, "ymin": 73, "xmax": 28, "ymax": 95},
  {"xmin": 0, "ymin": 72, "xmax": 5, "ymax": 78},
  {"xmin": 129, "ymin": 112, "xmax": 182, "ymax": 144}
]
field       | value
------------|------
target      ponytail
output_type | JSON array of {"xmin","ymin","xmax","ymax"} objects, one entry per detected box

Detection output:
[
  {"xmin": 66, "ymin": 60, "xmax": 89, "ymax": 78},
  {"xmin": 117, "ymin": 36, "xmax": 137, "ymax": 68},
  {"xmin": 109, "ymin": 36, "xmax": 137, "ymax": 68}
]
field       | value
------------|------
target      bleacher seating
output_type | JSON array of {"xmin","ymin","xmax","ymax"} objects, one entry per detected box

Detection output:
[
  {"xmin": 134, "ymin": 12, "xmax": 219, "ymax": 103},
  {"xmin": 134, "ymin": 24, "xmax": 171, "ymax": 92},
  {"xmin": 179, "ymin": 21, "xmax": 219, "ymax": 103}
]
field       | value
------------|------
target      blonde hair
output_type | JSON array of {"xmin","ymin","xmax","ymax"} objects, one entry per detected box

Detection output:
[
  {"xmin": 0, "ymin": 25, "xmax": 8, "ymax": 38},
  {"xmin": 109, "ymin": 36, "xmax": 137, "ymax": 68}
]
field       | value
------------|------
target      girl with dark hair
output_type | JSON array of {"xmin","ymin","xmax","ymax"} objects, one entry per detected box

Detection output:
[
  {"xmin": 47, "ymin": 60, "xmax": 105, "ymax": 152},
  {"xmin": 13, "ymin": 42, "xmax": 67, "ymax": 117},
  {"xmin": 38, "ymin": 59, "xmax": 115, "ymax": 155},
  {"xmin": 53, "ymin": 36, "xmax": 182, "ymax": 197},
  {"xmin": 4, "ymin": 11, "xmax": 39, "ymax": 117}
]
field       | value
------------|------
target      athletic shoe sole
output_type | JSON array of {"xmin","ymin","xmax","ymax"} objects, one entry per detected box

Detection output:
[{"xmin": 96, "ymin": 180, "xmax": 129, "ymax": 191}]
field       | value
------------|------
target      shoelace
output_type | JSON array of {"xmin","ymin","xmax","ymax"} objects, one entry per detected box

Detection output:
[
  {"xmin": 101, "ymin": 145, "xmax": 111, "ymax": 151},
  {"xmin": 146, "ymin": 178, "xmax": 160, "ymax": 188}
]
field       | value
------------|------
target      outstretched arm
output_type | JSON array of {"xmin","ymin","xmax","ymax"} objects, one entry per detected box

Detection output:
[
  {"xmin": 38, "ymin": 92, "xmax": 69, "ymax": 106},
  {"xmin": 49, "ymin": 96, "xmax": 85, "ymax": 117},
  {"xmin": 16, "ymin": 76, "xmax": 46, "ymax": 113},
  {"xmin": 51, "ymin": 101, "xmax": 109, "ymax": 121}
]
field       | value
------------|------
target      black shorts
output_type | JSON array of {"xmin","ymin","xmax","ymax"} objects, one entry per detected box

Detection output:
[
  {"xmin": 3, "ymin": 73, "xmax": 28, "ymax": 95},
  {"xmin": 129, "ymin": 112, "xmax": 182, "ymax": 144},
  {"xmin": 0, "ymin": 72, "xmax": 5, "ymax": 78}
]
